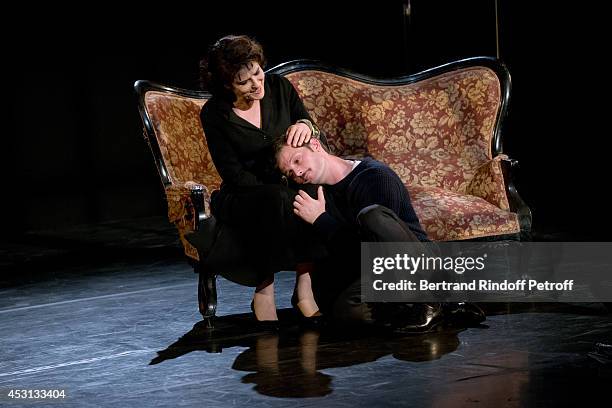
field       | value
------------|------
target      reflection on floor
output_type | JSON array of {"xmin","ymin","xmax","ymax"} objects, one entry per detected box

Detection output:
[{"xmin": 1, "ymin": 217, "xmax": 611, "ymax": 407}]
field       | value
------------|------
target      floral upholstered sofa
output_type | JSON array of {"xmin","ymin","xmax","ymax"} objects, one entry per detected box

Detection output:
[
  {"xmin": 276, "ymin": 58, "xmax": 531, "ymax": 242},
  {"xmin": 135, "ymin": 57, "xmax": 531, "ymax": 322}
]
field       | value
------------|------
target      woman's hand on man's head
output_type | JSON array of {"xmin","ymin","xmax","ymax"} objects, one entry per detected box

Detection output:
[{"xmin": 285, "ymin": 122, "xmax": 312, "ymax": 147}]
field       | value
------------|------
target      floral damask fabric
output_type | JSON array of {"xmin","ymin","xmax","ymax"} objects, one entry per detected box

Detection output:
[
  {"xmin": 408, "ymin": 186, "xmax": 519, "ymax": 241},
  {"xmin": 145, "ymin": 93, "xmax": 221, "ymax": 191},
  {"xmin": 145, "ymin": 92, "xmax": 221, "ymax": 259},
  {"xmin": 466, "ymin": 154, "xmax": 510, "ymax": 210},
  {"xmin": 285, "ymin": 68, "xmax": 520, "ymax": 240}
]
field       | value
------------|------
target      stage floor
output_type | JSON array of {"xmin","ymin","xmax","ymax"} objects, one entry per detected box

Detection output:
[{"xmin": 1, "ymin": 218, "xmax": 611, "ymax": 407}]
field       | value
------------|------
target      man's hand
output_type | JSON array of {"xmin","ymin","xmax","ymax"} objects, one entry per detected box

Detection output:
[
  {"xmin": 285, "ymin": 122, "xmax": 311, "ymax": 147},
  {"xmin": 293, "ymin": 186, "xmax": 325, "ymax": 224}
]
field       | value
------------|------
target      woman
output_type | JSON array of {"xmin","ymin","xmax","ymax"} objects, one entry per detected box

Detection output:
[{"xmin": 199, "ymin": 35, "xmax": 323, "ymax": 325}]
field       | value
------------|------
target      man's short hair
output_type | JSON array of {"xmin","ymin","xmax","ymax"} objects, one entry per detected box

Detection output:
[
  {"xmin": 272, "ymin": 134, "xmax": 291, "ymax": 161},
  {"xmin": 272, "ymin": 135, "xmax": 328, "ymax": 164}
]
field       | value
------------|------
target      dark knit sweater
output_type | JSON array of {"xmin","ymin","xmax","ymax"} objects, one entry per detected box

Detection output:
[{"xmin": 313, "ymin": 158, "xmax": 429, "ymax": 242}]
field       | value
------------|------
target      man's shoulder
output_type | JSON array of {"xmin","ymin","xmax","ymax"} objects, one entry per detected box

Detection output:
[
  {"xmin": 354, "ymin": 158, "xmax": 397, "ymax": 179},
  {"xmin": 344, "ymin": 158, "xmax": 410, "ymax": 208},
  {"xmin": 346, "ymin": 158, "xmax": 404, "ymax": 192}
]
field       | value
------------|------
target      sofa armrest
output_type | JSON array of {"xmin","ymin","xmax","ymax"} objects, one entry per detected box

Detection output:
[
  {"xmin": 165, "ymin": 182, "xmax": 213, "ymax": 261},
  {"xmin": 466, "ymin": 155, "xmax": 511, "ymax": 210},
  {"xmin": 466, "ymin": 155, "xmax": 532, "ymax": 238},
  {"xmin": 499, "ymin": 158, "xmax": 533, "ymax": 238}
]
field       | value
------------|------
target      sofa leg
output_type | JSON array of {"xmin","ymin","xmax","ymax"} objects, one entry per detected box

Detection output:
[{"xmin": 195, "ymin": 263, "xmax": 217, "ymax": 328}]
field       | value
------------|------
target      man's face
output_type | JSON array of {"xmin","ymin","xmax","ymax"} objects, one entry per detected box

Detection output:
[{"xmin": 277, "ymin": 143, "xmax": 324, "ymax": 184}]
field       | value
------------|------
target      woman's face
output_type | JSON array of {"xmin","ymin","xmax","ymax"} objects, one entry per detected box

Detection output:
[{"xmin": 232, "ymin": 61, "xmax": 265, "ymax": 104}]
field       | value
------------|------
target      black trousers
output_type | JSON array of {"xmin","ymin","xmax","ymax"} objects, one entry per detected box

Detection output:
[
  {"xmin": 311, "ymin": 204, "xmax": 434, "ymax": 323},
  {"xmin": 208, "ymin": 183, "xmax": 326, "ymax": 287}
]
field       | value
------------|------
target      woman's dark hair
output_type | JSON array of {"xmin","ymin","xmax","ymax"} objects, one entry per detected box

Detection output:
[{"xmin": 199, "ymin": 35, "xmax": 266, "ymax": 102}]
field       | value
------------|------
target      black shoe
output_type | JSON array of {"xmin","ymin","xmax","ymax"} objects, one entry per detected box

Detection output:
[
  {"xmin": 291, "ymin": 292, "xmax": 325, "ymax": 327},
  {"xmin": 250, "ymin": 301, "xmax": 280, "ymax": 331},
  {"xmin": 393, "ymin": 303, "xmax": 445, "ymax": 333},
  {"xmin": 443, "ymin": 302, "xmax": 486, "ymax": 327},
  {"xmin": 373, "ymin": 303, "xmax": 444, "ymax": 334},
  {"xmin": 589, "ymin": 342, "xmax": 612, "ymax": 365}
]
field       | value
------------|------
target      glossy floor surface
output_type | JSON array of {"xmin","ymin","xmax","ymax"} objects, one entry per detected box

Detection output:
[{"xmin": 1, "ymin": 218, "xmax": 611, "ymax": 407}]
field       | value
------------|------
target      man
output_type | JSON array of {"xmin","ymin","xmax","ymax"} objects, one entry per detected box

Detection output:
[{"xmin": 275, "ymin": 137, "xmax": 485, "ymax": 331}]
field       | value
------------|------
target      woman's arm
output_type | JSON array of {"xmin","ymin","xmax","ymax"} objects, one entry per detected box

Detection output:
[
  {"xmin": 281, "ymin": 76, "xmax": 321, "ymax": 146},
  {"xmin": 281, "ymin": 75, "xmax": 314, "ymax": 124}
]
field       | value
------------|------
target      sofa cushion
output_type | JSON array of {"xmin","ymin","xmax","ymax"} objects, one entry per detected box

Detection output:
[{"xmin": 408, "ymin": 185, "xmax": 520, "ymax": 241}]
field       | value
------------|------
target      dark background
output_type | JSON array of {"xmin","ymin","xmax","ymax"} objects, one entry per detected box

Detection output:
[{"xmin": 4, "ymin": 0, "xmax": 608, "ymax": 241}]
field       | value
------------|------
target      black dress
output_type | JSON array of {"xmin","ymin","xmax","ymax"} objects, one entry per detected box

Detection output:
[{"xmin": 200, "ymin": 74, "xmax": 321, "ymax": 286}]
